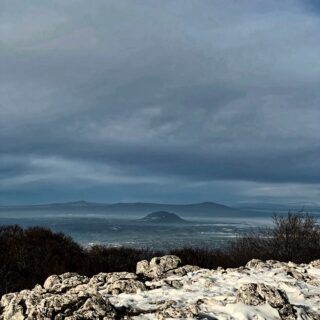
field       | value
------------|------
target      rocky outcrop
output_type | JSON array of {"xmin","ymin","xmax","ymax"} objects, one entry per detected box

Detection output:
[
  {"xmin": 1, "ymin": 255, "xmax": 320, "ymax": 319},
  {"xmin": 237, "ymin": 283, "xmax": 296, "ymax": 320},
  {"xmin": 136, "ymin": 255, "xmax": 182, "ymax": 279},
  {"xmin": 0, "ymin": 286, "xmax": 117, "ymax": 320}
]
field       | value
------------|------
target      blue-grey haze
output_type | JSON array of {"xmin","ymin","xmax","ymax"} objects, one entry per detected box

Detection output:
[{"xmin": 0, "ymin": 201, "xmax": 319, "ymax": 249}]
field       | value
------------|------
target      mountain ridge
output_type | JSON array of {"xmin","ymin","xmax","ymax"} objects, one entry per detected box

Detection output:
[
  {"xmin": 0, "ymin": 200, "xmax": 239, "ymax": 218},
  {"xmin": 0, "ymin": 200, "xmax": 230, "ymax": 207}
]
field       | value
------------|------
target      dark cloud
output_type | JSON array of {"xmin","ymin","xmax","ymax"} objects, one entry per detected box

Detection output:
[{"xmin": 1, "ymin": 0, "xmax": 320, "ymax": 205}]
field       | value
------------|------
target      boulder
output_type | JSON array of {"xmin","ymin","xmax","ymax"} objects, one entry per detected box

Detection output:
[
  {"xmin": 64, "ymin": 295, "xmax": 117, "ymax": 320},
  {"xmin": 104, "ymin": 279, "xmax": 145, "ymax": 295},
  {"xmin": 43, "ymin": 273, "xmax": 89, "ymax": 293},
  {"xmin": 88, "ymin": 272, "xmax": 145, "ymax": 294},
  {"xmin": 136, "ymin": 255, "xmax": 181, "ymax": 279},
  {"xmin": 0, "ymin": 289, "xmax": 116, "ymax": 320},
  {"xmin": 165, "ymin": 264, "xmax": 200, "ymax": 277},
  {"xmin": 310, "ymin": 260, "xmax": 320, "ymax": 268},
  {"xmin": 156, "ymin": 301, "xmax": 200, "ymax": 319},
  {"xmin": 246, "ymin": 259, "xmax": 285, "ymax": 270},
  {"xmin": 237, "ymin": 283, "xmax": 296, "ymax": 320},
  {"xmin": 246, "ymin": 259, "xmax": 264, "ymax": 269}
]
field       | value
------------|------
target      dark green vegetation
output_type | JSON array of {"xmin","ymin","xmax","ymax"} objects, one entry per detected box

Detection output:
[{"xmin": 0, "ymin": 212, "xmax": 319, "ymax": 296}]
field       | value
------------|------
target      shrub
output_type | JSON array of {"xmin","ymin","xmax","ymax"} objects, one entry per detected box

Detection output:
[
  {"xmin": 270, "ymin": 212, "xmax": 320, "ymax": 262},
  {"xmin": 0, "ymin": 225, "xmax": 84, "ymax": 295},
  {"xmin": 0, "ymin": 226, "xmax": 155, "ymax": 296},
  {"xmin": 227, "ymin": 211, "xmax": 320, "ymax": 264},
  {"xmin": 82, "ymin": 245, "xmax": 157, "ymax": 275}
]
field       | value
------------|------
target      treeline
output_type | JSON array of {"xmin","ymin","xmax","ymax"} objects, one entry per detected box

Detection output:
[
  {"xmin": 174, "ymin": 213, "xmax": 320, "ymax": 269},
  {"xmin": 0, "ymin": 212, "xmax": 319, "ymax": 296}
]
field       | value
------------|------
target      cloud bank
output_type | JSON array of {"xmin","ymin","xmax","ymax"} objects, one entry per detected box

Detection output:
[{"xmin": 1, "ymin": 0, "xmax": 320, "ymax": 205}]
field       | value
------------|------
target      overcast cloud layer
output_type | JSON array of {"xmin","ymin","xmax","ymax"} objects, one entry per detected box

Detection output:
[{"xmin": 1, "ymin": 0, "xmax": 320, "ymax": 205}]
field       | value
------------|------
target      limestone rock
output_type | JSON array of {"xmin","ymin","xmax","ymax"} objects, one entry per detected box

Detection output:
[
  {"xmin": 43, "ymin": 273, "xmax": 89, "ymax": 293},
  {"xmin": 1, "ymin": 256, "xmax": 319, "ymax": 319},
  {"xmin": 136, "ymin": 255, "xmax": 181, "ymax": 279},
  {"xmin": 246, "ymin": 259, "xmax": 264, "ymax": 269},
  {"xmin": 0, "ymin": 289, "xmax": 116, "ymax": 320},
  {"xmin": 310, "ymin": 260, "xmax": 320, "ymax": 268},
  {"xmin": 156, "ymin": 302, "xmax": 200, "ymax": 319},
  {"xmin": 165, "ymin": 264, "xmax": 200, "ymax": 277},
  {"xmin": 237, "ymin": 283, "xmax": 296, "ymax": 319},
  {"xmin": 88, "ymin": 272, "xmax": 145, "ymax": 294},
  {"xmin": 104, "ymin": 279, "xmax": 145, "ymax": 295}
]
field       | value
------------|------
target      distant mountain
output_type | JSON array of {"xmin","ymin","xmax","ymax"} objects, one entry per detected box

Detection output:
[
  {"xmin": 38, "ymin": 200, "xmax": 99, "ymax": 207},
  {"xmin": 0, "ymin": 200, "xmax": 240, "ymax": 218},
  {"xmin": 107, "ymin": 201, "xmax": 238, "ymax": 217},
  {"xmin": 0, "ymin": 200, "xmax": 103, "ymax": 208},
  {"xmin": 137, "ymin": 211, "xmax": 188, "ymax": 224}
]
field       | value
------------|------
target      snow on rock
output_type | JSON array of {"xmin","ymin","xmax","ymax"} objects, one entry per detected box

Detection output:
[
  {"xmin": 136, "ymin": 255, "xmax": 182, "ymax": 279},
  {"xmin": 1, "ymin": 255, "xmax": 320, "ymax": 319},
  {"xmin": 237, "ymin": 283, "xmax": 295, "ymax": 319}
]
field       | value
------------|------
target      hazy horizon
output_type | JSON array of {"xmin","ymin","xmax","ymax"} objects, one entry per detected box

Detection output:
[{"xmin": 1, "ymin": 199, "xmax": 319, "ymax": 210}]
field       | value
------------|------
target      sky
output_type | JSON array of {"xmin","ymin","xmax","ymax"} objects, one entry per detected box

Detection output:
[{"xmin": 1, "ymin": 0, "xmax": 320, "ymax": 206}]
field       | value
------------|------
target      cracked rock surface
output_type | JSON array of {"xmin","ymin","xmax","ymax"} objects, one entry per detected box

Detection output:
[{"xmin": 1, "ymin": 255, "xmax": 320, "ymax": 319}]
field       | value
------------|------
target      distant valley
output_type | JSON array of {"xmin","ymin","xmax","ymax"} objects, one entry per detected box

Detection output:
[{"xmin": 1, "ymin": 200, "xmax": 318, "ymax": 250}]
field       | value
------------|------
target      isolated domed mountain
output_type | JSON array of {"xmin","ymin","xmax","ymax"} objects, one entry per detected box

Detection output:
[{"xmin": 137, "ymin": 211, "xmax": 188, "ymax": 223}]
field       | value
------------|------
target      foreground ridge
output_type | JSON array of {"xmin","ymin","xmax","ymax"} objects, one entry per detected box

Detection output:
[{"xmin": 1, "ymin": 256, "xmax": 319, "ymax": 319}]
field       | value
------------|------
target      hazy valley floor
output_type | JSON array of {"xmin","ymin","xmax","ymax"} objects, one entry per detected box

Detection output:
[{"xmin": 0, "ymin": 216, "xmax": 271, "ymax": 250}]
